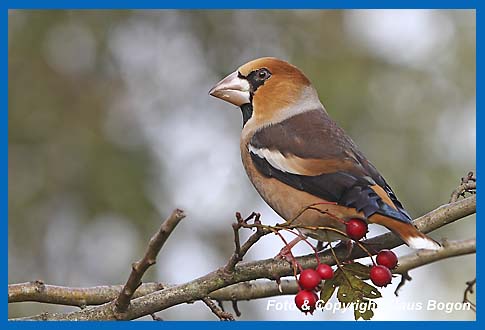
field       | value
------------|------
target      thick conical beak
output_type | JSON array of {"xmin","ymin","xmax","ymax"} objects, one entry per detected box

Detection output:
[{"xmin": 209, "ymin": 71, "xmax": 251, "ymax": 106}]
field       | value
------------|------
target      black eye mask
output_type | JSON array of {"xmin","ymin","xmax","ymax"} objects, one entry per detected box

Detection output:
[{"xmin": 246, "ymin": 68, "xmax": 272, "ymax": 93}]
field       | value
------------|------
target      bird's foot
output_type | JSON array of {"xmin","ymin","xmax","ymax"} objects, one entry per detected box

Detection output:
[
  {"xmin": 275, "ymin": 236, "xmax": 303, "ymax": 261},
  {"xmin": 275, "ymin": 243, "xmax": 301, "ymax": 276},
  {"xmin": 336, "ymin": 240, "xmax": 355, "ymax": 263},
  {"xmin": 316, "ymin": 240, "xmax": 331, "ymax": 252}
]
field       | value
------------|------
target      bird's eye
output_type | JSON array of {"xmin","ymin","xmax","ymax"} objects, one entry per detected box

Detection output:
[{"xmin": 258, "ymin": 69, "xmax": 269, "ymax": 79}]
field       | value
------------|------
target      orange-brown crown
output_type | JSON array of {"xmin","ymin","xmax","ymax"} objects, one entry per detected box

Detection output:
[{"xmin": 238, "ymin": 57, "xmax": 311, "ymax": 86}]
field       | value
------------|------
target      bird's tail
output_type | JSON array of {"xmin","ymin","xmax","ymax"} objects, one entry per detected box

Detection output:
[{"xmin": 372, "ymin": 214, "xmax": 441, "ymax": 250}]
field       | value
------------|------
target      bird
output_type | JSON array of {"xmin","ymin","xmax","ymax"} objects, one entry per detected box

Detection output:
[{"xmin": 209, "ymin": 57, "xmax": 440, "ymax": 251}]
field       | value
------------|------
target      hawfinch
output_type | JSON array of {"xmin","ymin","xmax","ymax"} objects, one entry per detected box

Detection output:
[{"xmin": 209, "ymin": 57, "xmax": 440, "ymax": 250}]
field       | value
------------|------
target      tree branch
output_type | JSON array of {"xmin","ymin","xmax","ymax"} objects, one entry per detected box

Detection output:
[
  {"xmin": 393, "ymin": 238, "xmax": 476, "ymax": 296},
  {"xmin": 114, "ymin": 209, "xmax": 185, "ymax": 314},
  {"xmin": 201, "ymin": 297, "xmax": 235, "ymax": 321},
  {"xmin": 216, "ymin": 238, "xmax": 476, "ymax": 300},
  {"xmin": 9, "ymin": 195, "xmax": 475, "ymax": 320},
  {"xmin": 11, "ymin": 238, "xmax": 474, "ymax": 307},
  {"xmin": 8, "ymin": 281, "xmax": 164, "ymax": 307},
  {"xmin": 8, "ymin": 280, "xmax": 299, "ymax": 307},
  {"xmin": 394, "ymin": 238, "xmax": 476, "ymax": 274}
]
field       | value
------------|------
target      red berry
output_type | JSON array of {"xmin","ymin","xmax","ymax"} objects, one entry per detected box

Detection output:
[
  {"xmin": 298, "ymin": 269, "xmax": 322, "ymax": 290},
  {"xmin": 316, "ymin": 264, "xmax": 334, "ymax": 280},
  {"xmin": 370, "ymin": 265, "xmax": 392, "ymax": 287},
  {"xmin": 295, "ymin": 290, "xmax": 318, "ymax": 314},
  {"xmin": 346, "ymin": 218, "xmax": 368, "ymax": 240},
  {"xmin": 376, "ymin": 249, "xmax": 398, "ymax": 269}
]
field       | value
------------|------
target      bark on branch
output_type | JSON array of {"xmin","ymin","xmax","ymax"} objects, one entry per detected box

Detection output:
[
  {"xmin": 9, "ymin": 238, "xmax": 475, "ymax": 306},
  {"xmin": 9, "ymin": 195, "xmax": 475, "ymax": 320},
  {"xmin": 394, "ymin": 238, "xmax": 475, "ymax": 274}
]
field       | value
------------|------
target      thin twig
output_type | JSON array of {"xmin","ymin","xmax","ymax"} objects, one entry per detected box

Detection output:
[
  {"xmin": 202, "ymin": 297, "xmax": 235, "ymax": 321},
  {"xmin": 216, "ymin": 300, "xmax": 225, "ymax": 312},
  {"xmin": 450, "ymin": 171, "xmax": 476, "ymax": 203},
  {"xmin": 231, "ymin": 299, "xmax": 241, "ymax": 317},
  {"xmin": 114, "ymin": 209, "xmax": 186, "ymax": 314},
  {"xmin": 225, "ymin": 213, "xmax": 267, "ymax": 273},
  {"xmin": 150, "ymin": 313, "xmax": 163, "ymax": 321},
  {"xmin": 225, "ymin": 212, "xmax": 255, "ymax": 272},
  {"xmin": 394, "ymin": 272, "xmax": 412, "ymax": 297},
  {"xmin": 463, "ymin": 278, "xmax": 476, "ymax": 312}
]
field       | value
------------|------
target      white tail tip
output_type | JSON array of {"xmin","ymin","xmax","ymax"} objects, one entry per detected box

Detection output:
[{"xmin": 407, "ymin": 236, "xmax": 441, "ymax": 250}]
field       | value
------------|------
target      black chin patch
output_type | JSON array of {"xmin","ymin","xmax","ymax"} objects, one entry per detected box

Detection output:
[{"xmin": 240, "ymin": 103, "xmax": 253, "ymax": 127}]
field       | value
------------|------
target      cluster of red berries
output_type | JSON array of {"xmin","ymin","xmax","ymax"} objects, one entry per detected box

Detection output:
[
  {"xmin": 294, "ymin": 264, "xmax": 334, "ymax": 314},
  {"xmin": 293, "ymin": 218, "xmax": 399, "ymax": 314},
  {"xmin": 370, "ymin": 249, "xmax": 398, "ymax": 287}
]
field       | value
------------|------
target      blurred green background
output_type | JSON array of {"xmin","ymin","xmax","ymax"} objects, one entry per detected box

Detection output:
[{"xmin": 8, "ymin": 10, "xmax": 475, "ymax": 320}]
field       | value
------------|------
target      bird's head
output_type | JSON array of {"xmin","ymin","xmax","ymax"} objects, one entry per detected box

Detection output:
[{"xmin": 209, "ymin": 57, "xmax": 321, "ymax": 127}]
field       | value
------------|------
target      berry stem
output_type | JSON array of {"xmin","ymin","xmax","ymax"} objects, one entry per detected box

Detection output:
[
  {"xmin": 282, "ymin": 202, "xmax": 340, "ymax": 226},
  {"xmin": 306, "ymin": 206, "xmax": 347, "ymax": 224},
  {"xmin": 238, "ymin": 218, "xmax": 377, "ymax": 266},
  {"xmin": 282, "ymin": 224, "xmax": 377, "ymax": 263},
  {"xmin": 324, "ymin": 231, "xmax": 353, "ymax": 288}
]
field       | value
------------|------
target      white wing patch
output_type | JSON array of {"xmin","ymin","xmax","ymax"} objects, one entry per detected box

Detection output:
[{"xmin": 248, "ymin": 144, "xmax": 302, "ymax": 175}]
